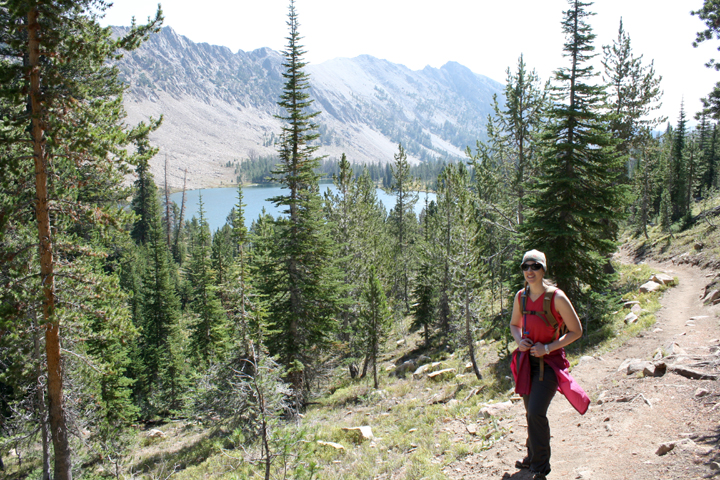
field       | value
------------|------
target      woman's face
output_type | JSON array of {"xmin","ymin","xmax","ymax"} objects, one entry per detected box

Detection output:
[{"xmin": 522, "ymin": 260, "xmax": 545, "ymax": 285}]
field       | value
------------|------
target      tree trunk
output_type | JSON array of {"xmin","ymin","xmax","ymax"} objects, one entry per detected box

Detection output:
[
  {"xmin": 465, "ymin": 286, "xmax": 481, "ymax": 380},
  {"xmin": 33, "ymin": 313, "xmax": 50, "ymax": 480},
  {"xmin": 29, "ymin": 6, "xmax": 73, "ymax": 479}
]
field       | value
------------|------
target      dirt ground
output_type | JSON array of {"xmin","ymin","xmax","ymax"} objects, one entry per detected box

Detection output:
[{"xmin": 445, "ymin": 252, "xmax": 720, "ymax": 480}]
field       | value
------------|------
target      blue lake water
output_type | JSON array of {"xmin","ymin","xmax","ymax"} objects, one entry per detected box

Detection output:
[{"xmin": 169, "ymin": 184, "xmax": 436, "ymax": 233}]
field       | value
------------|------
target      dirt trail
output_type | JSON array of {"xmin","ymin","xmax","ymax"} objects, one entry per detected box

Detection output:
[{"xmin": 447, "ymin": 256, "xmax": 720, "ymax": 480}]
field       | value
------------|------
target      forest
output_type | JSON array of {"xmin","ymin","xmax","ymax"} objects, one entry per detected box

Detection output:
[{"xmin": 2, "ymin": 0, "xmax": 720, "ymax": 479}]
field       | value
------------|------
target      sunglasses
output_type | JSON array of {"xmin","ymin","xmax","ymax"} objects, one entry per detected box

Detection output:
[{"xmin": 521, "ymin": 263, "xmax": 543, "ymax": 271}]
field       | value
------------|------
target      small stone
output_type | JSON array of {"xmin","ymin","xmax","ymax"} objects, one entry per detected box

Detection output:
[
  {"xmin": 317, "ymin": 440, "xmax": 345, "ymax": 451},
  {"xmin": 408, "ymin": 428, "xmax": 417, "ymax": 433},
  {"xmin": 396, "ymin": 338, "xmax": 406, "ymax": 347},
  {"xmin": 624, "ymin": 312, "xmax": 639, "ymax": 324},
  {"xmin": 480, "ymin": 400, "xmax": 513, "ymax": 418},
  {"xmin": 631, "ymin": 304, "xmax": 642, "ymax": 314},
  {"xmin": 147, "ymin": 429, "xmax": 165, "ymax": 438},
  {"xmin": 695, "ymin": 388, "xmax": 711, "ymax": 397},
  {"xmin": 623, "ymin": 301, "xmax": 640, "ymax": 309},
  {"xmin": 704, "ymin": 289, "xmax": 720, "ymax": 305},
  {"xmin": 690, "ymin": 316, "xmax": 709, "ymax": 321},
  {"xmin": 466, "ymin": 424, "xmax": 478, "ymax": 435}
]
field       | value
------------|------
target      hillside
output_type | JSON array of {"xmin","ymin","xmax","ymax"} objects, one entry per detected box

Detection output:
[{"xmin": 114, "ymin": 26, "xmax": 503, "ymax": 189}]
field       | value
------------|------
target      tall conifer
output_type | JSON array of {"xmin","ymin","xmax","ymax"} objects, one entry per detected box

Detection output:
[
  {"xmin": 523, "ymin": 0, "xmax": 627, "ymax": 300},
  {"xmin": 262, "ymin": 0, "xmax": 342, "ymax": 397}
]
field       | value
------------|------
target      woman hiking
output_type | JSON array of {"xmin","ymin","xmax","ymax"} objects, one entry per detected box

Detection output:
[{"xmin": 510, "ymin": 250, "xmax": 589, "ymax": 480}]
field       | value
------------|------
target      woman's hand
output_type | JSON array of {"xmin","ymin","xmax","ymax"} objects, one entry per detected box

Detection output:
[
  {"xmin": 529, "ymin": 342, "xmax": 546, "ymax": 357},
  {"xmin": 518, "ymin": 338, "xmax": 533, "ymax": 352}
]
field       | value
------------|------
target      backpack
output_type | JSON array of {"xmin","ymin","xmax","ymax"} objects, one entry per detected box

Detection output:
[
  {"xmin": 520, "ymin": 284, "xmax": 567, "ymax": 381},
  {"xmin": 521, "ymin": 284, "xmax": 567, "ymax": 341}
]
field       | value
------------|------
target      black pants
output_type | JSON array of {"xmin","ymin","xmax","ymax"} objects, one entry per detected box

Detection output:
[{"xmin": 522, "ymin": 355, "xmax": 558, "ymax": 476}]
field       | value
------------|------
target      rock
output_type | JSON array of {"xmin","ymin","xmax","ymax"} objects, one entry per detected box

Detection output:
[
  {"xmin": 317, "ymin": 440, "xmax": 345, "ymax": 451},
  {"xmin": 464, "ymin": 362, "xmax": 474, "ymax": 373},
  {"xmin": 341, "ymin": 426, "xmax": 373, "ymax": 443},
  {"xmin": 691, "ymin": 316, "xmax": 709, "ymax": 321},
  {"xmin": 617, "ymin": 358, "xmax": 643, "ymax": 374},
  {"xmin": 623, "ymin": 301, "xmax": 640, "ymax": 309},
  {"xmin": 396, "ymin": 338, "xmax": 406, "ymax": 347},
  {"xmin": 640, "ymin": 281, "xmax": 662, "ymax": 293},
  {"xmin": 147, "ymin": 429, "xmax": 165, "ymax": 438},
  {"xmin": 578, "ymin": 356, "xmax": 594, "ymax": 365},
  {"xmin": 624, "ymin": 312, "xmax": 639, "ymax": 325},
  {"xmin": 704, "ymin": 289, "xmax": 720, "ymax": 305},
  {"xmin": 670, "ymin": 365, "xmax": 720, "ymax": 381},
  {"xmin": 416, "ymin": 355, "xmax": 432, "ymax": 366},
  {"xmin": 666, "ymin": 342, "xmax": 687, "ymax": 356},
  {"xmin": 651, "ymin": 273, "xmax": 675, "ymax": 285},
  {"xmin": 644, "ymin": 361, "xmax": 667, "ymax": 377},
  {"xmin": 395, "ymin": 359, "xmax": 416, "ymax": 376},
  {"xmin": 480, "ymin": 400, "xmax": 513, "ymax": 418},
  {"xmin": 695, "ymin": 388, "xmax": 710, "ymax": 397},
  {"xmin": 695, "ymin": 242, "xmax": 704, "ymax": 250},
  {"xmin": 466, "ymin": 424, "xmax": 478, "ymax": 435},
  {"xmin": 427, "ymin": 368, "xmax": 457, "ymax": 381},
  {"xmin": 657, "ymin": 442, "xmax": 675, "ymax": 456},
  {"xmin": 430, "ymin": 361, "xmax": 443, "ymax": 372},
  {"xmin": 631, "ymin": 304, "xmax": 642, "ymax": 314},
  {"xmin": 596, "ymin": 391, "xmax": 609, "ymax": 405},
  {"xmin": 626, "ymin": 360, "xmax": 652, "ymax": 375},
  {"xmin": 653, "ymin": 348, "xmax": 664, "ymax": 360},
  {"xmin": 653, "ymin": 328, "xmax": 663, "ymax": 333},
  {"xmin": 412, "ymin": 364, "xmax": 432, "ymax": 380}
]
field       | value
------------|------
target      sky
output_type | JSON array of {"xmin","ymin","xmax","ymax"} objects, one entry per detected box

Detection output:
[{"xmin": 101, "ymin": 0, "xmax": 719, "ymax": 127}]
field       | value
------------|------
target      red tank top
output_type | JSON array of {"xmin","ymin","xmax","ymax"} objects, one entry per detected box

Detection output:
[{"xmin": 520, "ymin": 288, "xmax": 564, "ymax": 344}]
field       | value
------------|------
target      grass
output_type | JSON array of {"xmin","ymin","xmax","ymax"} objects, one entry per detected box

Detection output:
[{"xmin": 4, "ymin": 253, "xmax": 689, "ymax": 480}]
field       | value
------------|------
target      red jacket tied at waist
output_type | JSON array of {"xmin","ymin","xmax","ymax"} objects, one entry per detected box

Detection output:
[{"xmin": 511, "ymin": 347, "xmax": 590, "ymax": 415}]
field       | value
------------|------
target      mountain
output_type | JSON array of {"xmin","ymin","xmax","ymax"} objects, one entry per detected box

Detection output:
[{"xmin": 115, "ymin": 26, "xmax": 504, "ymax": 189}]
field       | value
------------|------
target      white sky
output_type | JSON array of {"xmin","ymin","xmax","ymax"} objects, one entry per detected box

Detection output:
[{"xmin": 101, "ymin": 0, "xmax": 719, "ymax": 127}]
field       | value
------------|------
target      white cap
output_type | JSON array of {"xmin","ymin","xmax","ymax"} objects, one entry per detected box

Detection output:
[{"xmin": 522, "ymin": 249, "xmax": 547, "ymax": 271}]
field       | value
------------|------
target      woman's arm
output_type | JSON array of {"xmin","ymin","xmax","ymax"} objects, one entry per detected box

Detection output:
[
  {"xmin": 510, "ymin": 290, "xmax": 532, "ymax": 352},
  {"xmin": 530, "ymin": 290, "xmax": 583, "ymax": 356}
]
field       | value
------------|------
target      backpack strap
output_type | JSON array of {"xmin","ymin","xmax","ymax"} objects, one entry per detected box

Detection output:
[{"xmin": 521, "ymin": 285, "xmax": 563, "ymax": 382}]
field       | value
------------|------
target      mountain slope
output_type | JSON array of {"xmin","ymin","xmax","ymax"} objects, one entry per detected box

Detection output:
[{"xmin": 115, "ymin": 26, "xmax": 503, "ymax": 189}]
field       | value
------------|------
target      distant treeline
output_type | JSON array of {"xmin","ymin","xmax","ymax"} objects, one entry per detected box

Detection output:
[{"xmin": 229, "ymin": 154, "xmax": 456, "ymax": 190}]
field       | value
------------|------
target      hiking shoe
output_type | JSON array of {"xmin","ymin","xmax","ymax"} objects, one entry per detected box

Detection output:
[
  {"xmin": 531, "ymin": 471, "xmax": 547, "ymax": 480},
  {"xmin": 514, "ymin": 458, "xmax": 530, "ymax": 469}
]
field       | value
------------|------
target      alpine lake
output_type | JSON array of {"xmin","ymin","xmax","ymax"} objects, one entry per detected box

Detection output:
[{"xmin": 169, "ymin": 184, "xmax": 436, "ymax": 233}]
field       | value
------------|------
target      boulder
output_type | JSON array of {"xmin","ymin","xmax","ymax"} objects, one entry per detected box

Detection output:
[
  {"xmin": 639, "ymin": 281, "xmax": 662, "ymax": 293},
  {"xmin": 651, "ymin": 273, "xmax": 675, "ymax": 285},
  {"xmin": 428, "ymin": 368, "xmax": 457, "ymax": 381},
  {"xmin": 341, "ymin": 426, "xmax": 373, "ymax": 443},
  {"xmin": 412, "ymin": 364, "xmax": 432, "ymax": 380},
  {"xmin": 147, "ymin": 429, "xmax": 165, "ymax": 438},
  {"xmin": 624, "ymin": 312, "xmax": 639, "ymax": 325},
  {"xmin": 395, "ymin": 359, "xmax": 416, "ymax": 377},
  {"xmin": 617, "ymin": 358, "xmax": 643, "ymax": 374}
]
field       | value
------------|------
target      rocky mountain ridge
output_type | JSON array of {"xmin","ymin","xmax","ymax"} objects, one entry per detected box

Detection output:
[{"xmin": 115, "ymin": 26, "xmax": 503, "ymax": 189}]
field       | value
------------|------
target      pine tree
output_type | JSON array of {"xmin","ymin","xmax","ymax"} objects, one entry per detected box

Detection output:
[
  {"xmin": 670, "ymin": 103, "xmax": 689, "ymax": 221},
  {"xmin": 492, "ymin": 55, "xmax": 548, "ymax": 226},
  {"xmin": 262, "ymin": 0, "xmax": 342, "ymax": 397},
  {"xmin": 359, "ymin": 267, "xmax": 392, "ymax": 389},
  {"xmin": 388, "ymin": 144, "xmax": 419, "ymax": 312},
  {"xmin": 0, "ymin": 3, "xmax": 161, "ymax": 477},
  {"xmin": 602, "ymin": 19, "xmax": 664, "ymax": 158},
  {"xmin": 186, "ymin": 195, "xmax": 228, "ymax": 364},
  {"xmin": 522, "ymin": 0, "xmax": 627, "ymax": 300}
]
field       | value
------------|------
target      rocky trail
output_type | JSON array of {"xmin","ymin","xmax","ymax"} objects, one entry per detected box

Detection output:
[{"xmin": 446, "ymin": 255, "xmax": 720, "ymax": 480}]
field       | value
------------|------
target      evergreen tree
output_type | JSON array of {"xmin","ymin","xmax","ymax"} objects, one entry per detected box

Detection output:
[
  {"xmin": 670, "ymin": 103, "xmax": 689, "ymax": 221},
  {"xmin": 492, "ymin": 55, "xmax": 548, "ymax": 226},
  {"xmin": 186, "ymin": 195, "xmax": 228, "ymax": 364},
  {"xmin": 359, "ymin": 267, "xmax": 392, "ymax": 389},
  {"xmin": 602, "ymin": 19, "xmax": 664, "ymax": 158},
  {"xmin": 0, "ymin": 3, "xmax": 161, "ymax": 477},
  {"xmin": 262, "ymin": 0, "xmax": 343, "ymax": 397},
  {"xmin": 522, "ymin": 0, "xmax": 627, "ymax": 301},
  {"xmin": 388, "ymin": 144, "xmax": 419, "ymax": 312}
]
